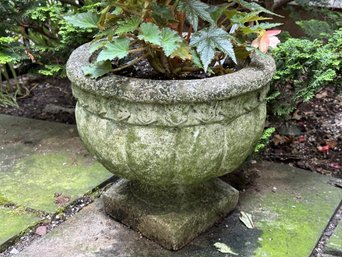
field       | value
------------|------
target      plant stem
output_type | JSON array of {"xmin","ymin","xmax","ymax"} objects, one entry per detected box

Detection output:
[
  {"xmin": 112, "ymin": 54, "xmax": 148, "ymax": 73},
  {"xmin": 8, "ymin": 63, "xmax": 21, "ymax": 95},
  {"xmin": 186, "ymin": 25, "xmax": 192, "ymax": 43},
  {"xmin": 178, "ymin": 12, "xmax": 185, "ymax": 36},
  {"xmin": 128, "ymin": 47, "xmax": 146, "ymax": 54}
]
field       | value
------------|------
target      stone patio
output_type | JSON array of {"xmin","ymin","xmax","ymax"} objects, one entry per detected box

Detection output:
[
  {"xmin": 0, "ymin": 114, "xmax": 112, "ymax": 251},
  {"xmin": 0, "ymin": 115, "xmax": 341, "ymax": 256},
  {"xmin": 326, "ymin": 221, "xmax": 342, "ymax": 255}
]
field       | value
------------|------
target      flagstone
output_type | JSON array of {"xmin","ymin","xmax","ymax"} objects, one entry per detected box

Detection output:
[
  {"xmin": 17, "ymin": 162, "xmax": 342, "ymax": 257},
  {"xmin": 325, "ymin": 220, "xmax": 342, "ymax": 255},
  {"xmin": 0, "ymin": 114, "xmax": 113, "ymax": 213},
  {"xmin": 0, "ymin": 207, "xmax": 40, "ymax": 252}
]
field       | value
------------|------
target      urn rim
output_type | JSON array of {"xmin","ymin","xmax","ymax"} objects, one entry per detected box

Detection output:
[{"xmin": 67, "ymin": 43, "xmax": 276, "ymax": 104}]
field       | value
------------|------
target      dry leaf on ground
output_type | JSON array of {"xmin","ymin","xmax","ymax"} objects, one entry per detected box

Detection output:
[
  {"xmin": 239, "ymin": 211, "xmax": 254, "ymax": 229},
  {"xmin": 214, "ymin": 242, "xmax": 238, "ymax": 255}
]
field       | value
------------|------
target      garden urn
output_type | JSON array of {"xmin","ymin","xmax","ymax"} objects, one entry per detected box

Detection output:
[{"xmin": 67, "ymin": 43, "xmax": 276, "ymax": 250}]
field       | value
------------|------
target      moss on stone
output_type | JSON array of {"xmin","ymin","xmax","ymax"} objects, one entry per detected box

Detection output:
[
  {"xmin": 253, "ymin": 194, "xmax": 319, "ymax": 256},
  {"xmin": 0, "ymin": 152, "xmax": 112, "ymax": 213},
  {"xmin": 0, "ymin": 193, "xmax": 10, "ymax": 206},
  {"xmin": 0, "ymin": 207, "xmax": 40, "ymax": 251}
]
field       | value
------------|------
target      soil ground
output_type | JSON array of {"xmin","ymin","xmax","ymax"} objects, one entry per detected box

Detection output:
[
  {"xmin": 262, "ymin": 85, "xmax": 342, "ymax": 179},
  {"xmin": 0, "ymin": 75, "xmax": 75, "ymax": 124}
]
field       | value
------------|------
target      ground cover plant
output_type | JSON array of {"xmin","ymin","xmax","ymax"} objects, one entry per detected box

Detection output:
[
  {"xmin": 66, "ymin": 0, "xmax": 282, "ymax": 79},
  {"xmin": 268, "ymin": 28, "xmax": 342, "ymax": 117},
  {"xmin": 0, "ymin": 0, "xmax": 98, "ymax": 106}
]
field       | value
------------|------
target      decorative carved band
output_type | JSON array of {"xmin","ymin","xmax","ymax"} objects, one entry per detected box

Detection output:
[{"xmin": 72, "ymin": 85, "xmax": 269, "ymax": 127}]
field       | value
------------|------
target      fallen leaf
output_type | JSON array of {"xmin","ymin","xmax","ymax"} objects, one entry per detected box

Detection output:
[
  {"xmin": 54, "ymin": 193, "xmax": 71, "ymax": 206},
  {"xmin": 315, "ymin": 90, "xmax": 328, "ymax": 99},
  {"xmin": 272, "ymin": 134, "xmax": 291, "ymax": 146},
  {"xmin": 330, "ymin": 163, "xmax": 341, "ymax": 169},
  {"xmin": 292, "ymin": 109, "xmax": 302, "ymax": 120},
  {"xmin": 214, "ymin": 242, "xmax": 238, "ymax": 255},
  {"xmin": 325, "ymin": 140, "xmax": 337, "ymax": 149},
  {"xmin": 35, "ymin": 225, "xmax": 47, "ymax": 236},
  {"xmin": 239, "ymin": 211, "xmax": 254, "ymax": 229},
  {"xmin": 317, "ymin": 145, "xmax": 329, "ymax": 152}
]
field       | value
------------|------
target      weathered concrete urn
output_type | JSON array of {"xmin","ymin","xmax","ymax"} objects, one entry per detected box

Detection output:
[{"xmin": 67, "ymin": 43, "xmax": 276, "ymax": 250}]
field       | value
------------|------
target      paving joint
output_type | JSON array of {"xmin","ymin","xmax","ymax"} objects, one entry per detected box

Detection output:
[
  {"xmin": 312, "ymin": 201, "xmax": 342, "ymax": 257},
  {"xmin": 0, "ymin": 175, "xmax": 118, "ymax": 255}
]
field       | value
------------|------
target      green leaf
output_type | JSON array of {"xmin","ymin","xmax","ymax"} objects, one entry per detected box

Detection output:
[
  {"xmin": 89, "ymin": 41, "xmax": 107, "ymax": 54},
  {"xmin": 208, "ymin": 6, "xmax": 226, "ymax": 23},
  {"xmin": 190, "ymin": 49, "xmax": 203, "ymax": 69},
  {"xmin": 190, "ymin": 27, "xmax": 236, "ymax": 71},
  {"xmin": 112, "ymin": 7, "xmax": 123, "ymax": 16},
  {"xmin": 97, "ymin": 38, "xmax": 130, "ymax": 62},
  {"xmin": 138, "ymin": 23, "xmax": 162, "ymax": 46},
  {"xmin": 152, "ymin": 3, "xmax": 177, "ymax": 25},
  {"xmin": 115, "ymin": 17, "xmax": 141, "ymax": 35},
  {"xmin": 171, "ymin": 43, "xmax": 192, "ymax": 60},
  {"xmin": 237, "ymin": 0, "xmax": 283, "ymax": 17},
  {"xmin": 241, "ymin": 22, "xmax": 283, "ymax": 34},
  {"xmin": 160, "ymin": 28, "xmax": 183, "ymax": 56},
  {"xmin": 178, "ymin": 0, "xmax": 214, "ymax": 31},
  {"xmin": 231, "ymin": 12, "xmax": 271, "ymax": 25},
  {"xmin": 38, "ymin": 64, "xmax": 63, "ymax": 77},
  {"xmin": 0, "ymin": 52, "xmax": 14, "ymax": 64},
  {"xmin": 82, "ymin": 61, "xmax": 112, "ymax": 79},
  {"xmin": 0, "ymin": 37, "xmax": 16, "ymax": 45},
  {"xmin": 64, "ymin": 12, "xmax": 99, "ymax": 29}
]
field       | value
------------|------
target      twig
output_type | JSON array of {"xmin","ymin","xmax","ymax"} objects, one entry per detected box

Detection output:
[
  {"xmin": 112, "ymin": 54, "xmax": 148, "ymax": 73},
  {"xmin": 128, "ymin": 47, "xmax": 146, "ymax": 54}
]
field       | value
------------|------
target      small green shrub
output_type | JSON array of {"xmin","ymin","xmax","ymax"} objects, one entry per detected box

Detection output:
[
  {"xmin": 0, "ymin": 36, "xmax": 25, "ymax": 107},
  {"xmin": 254, "ymin": 127, "xmax": 276, "ymax": 153},
  {"xmin": 0, "ymin": 1, "xmax": 98, "ymax": 75},
  {"xmin": 296, "ymin": 19, "xmax": 333, "ymax": 40},
  {"xmin": 268, "ymin": 28, "xmax": 342, "ymax": 117},
  {"xmin": 0, "ymin": 1, "xmax": 98, "ymax": 106}
]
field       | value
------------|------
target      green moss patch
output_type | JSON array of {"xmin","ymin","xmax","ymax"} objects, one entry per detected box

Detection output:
[
  {"xmin": 253, "ymin": 194, "xmax": 331, "ymax": 256},
  {"xmin": 0, "ymin": 207, "xmax": 40, "ymax": 251},
  {"xmin": 0, "ymin": 193, "xmax": 10, "ymax": 206},
  {"xmin": 0, "ymin": 153, "xmax": 112, "ymax": 213},
  {"xmin": 238, "ymin": 162, "xmax": 342, "ymax": 257}
]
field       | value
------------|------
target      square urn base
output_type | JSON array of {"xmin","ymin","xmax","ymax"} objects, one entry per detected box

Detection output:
[{"xmin": 102, "ymin": 178, "xmax": 239, "ymax": 250}]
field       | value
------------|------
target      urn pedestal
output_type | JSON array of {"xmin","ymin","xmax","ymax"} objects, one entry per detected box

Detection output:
[{"xmin": 67, "ymin": 43, "xmax": 276, "ymax": 250}]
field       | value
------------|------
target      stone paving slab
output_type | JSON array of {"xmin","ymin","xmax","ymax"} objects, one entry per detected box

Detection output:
[
  {"xmin": 17, "ymin": 162, "xmax": 342, "ymax": 257},
  {"xmin": 0, "ymin": 207, "xmax": 40, "ymax": 252},
  {"xmin": 0, "ymin": 114, "xmax": 113, "ymax": 252},
  {"xmin": 325, "ymin": 219, "xmax": 342, "ymax": 255},
  {"xmin": 0, "ymin": 114, "xmax": 113, "ymax": 213}
]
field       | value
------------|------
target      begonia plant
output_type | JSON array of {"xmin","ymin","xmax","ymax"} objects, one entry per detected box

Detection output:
[{"xmin": 66, "ymin": 0, "xmax": 281, "ymax": 79}]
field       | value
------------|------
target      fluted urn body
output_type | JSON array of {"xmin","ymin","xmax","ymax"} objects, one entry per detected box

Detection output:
[{"xmin": 67, "ymin": 43, "xmax": 276, "ymax": 250}]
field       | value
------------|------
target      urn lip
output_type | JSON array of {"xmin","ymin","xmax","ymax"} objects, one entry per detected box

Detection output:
[{"xmin": 67, "ymin": 43, "xmax": 276, "ymax": 104}]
